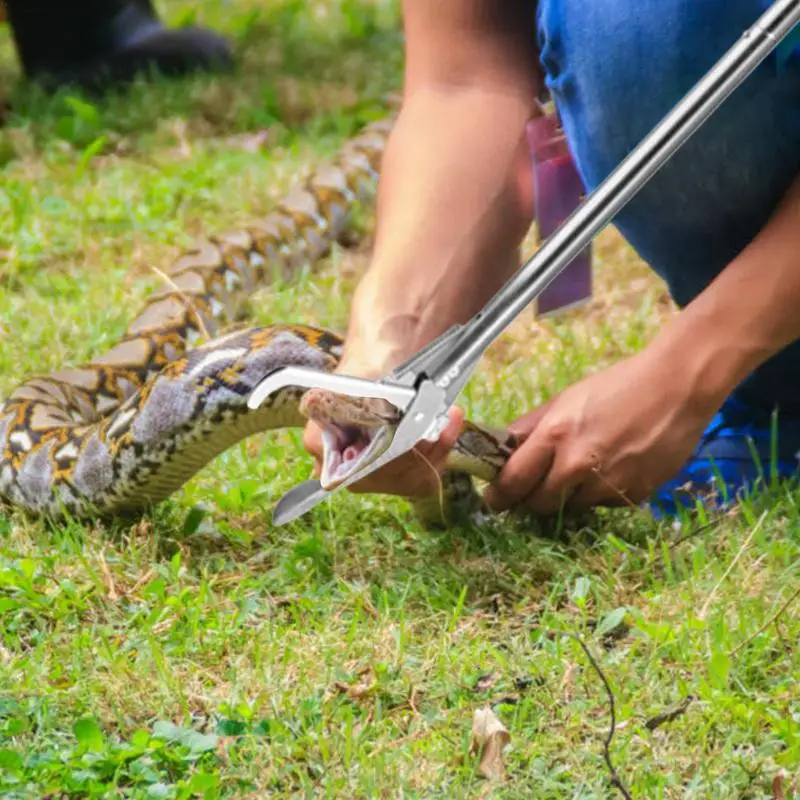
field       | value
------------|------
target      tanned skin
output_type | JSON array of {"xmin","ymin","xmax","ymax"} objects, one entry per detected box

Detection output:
[{"xmin": 304, "ymin": 0, "xmax": 800, "ymax": 514}]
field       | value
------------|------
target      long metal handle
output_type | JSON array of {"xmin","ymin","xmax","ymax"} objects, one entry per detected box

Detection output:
[{"xmin": 424, "ymin": 0, "xmax": 800, "ymax": 392}]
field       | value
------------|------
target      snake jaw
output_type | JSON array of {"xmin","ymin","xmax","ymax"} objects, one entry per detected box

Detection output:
[
  {"xmin": 300, "ymin": 388, "xmax": 400, "ymax": 490},
  {"xmin": 319, "ymin": 423, "xmax": 393, "ymax": 490}
]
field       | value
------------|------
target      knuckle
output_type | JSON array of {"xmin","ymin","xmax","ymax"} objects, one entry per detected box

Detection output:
[
  {"xmin": 542, "ymin": 418, "xmax": 572, "ymax": 444},
  {"xmin": 562, "ymin": 449, "xmax": 596, "ymax": 477}
]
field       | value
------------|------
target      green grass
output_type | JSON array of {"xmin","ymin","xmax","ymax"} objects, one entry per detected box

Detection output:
[{"xmin": 1, "ymin": 1, "xmax": 799, "ymax": 797}]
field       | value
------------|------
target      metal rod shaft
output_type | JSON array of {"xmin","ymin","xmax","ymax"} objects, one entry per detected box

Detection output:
[{"xmin": 425, "ymin": 0, "xmax": 800, "ymax": 390}]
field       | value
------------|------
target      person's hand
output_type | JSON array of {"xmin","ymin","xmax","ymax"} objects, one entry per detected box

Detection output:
[
  {"xmin": 484, "ymin": 346, "xmax": 724, "ymax": 515},
  {"xmin": 303, "ymin": 406, "xmax": 465, "ymax": 497}
]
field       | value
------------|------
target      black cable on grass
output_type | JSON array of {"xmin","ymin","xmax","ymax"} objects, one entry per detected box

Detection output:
[{"xmin": 533, "ymin": 626, "xmax": 633, "ymax": 800}]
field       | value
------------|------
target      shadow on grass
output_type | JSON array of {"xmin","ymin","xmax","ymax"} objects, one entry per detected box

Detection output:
[
  {"xmin": 0, "ymin": 3, "xmax": 402, "ymax": 151},
  {"xmin": 64, "ymin": 496, "xmax": 665, "ymax": 612}
]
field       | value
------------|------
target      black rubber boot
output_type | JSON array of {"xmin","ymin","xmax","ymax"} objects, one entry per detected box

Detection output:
[{"xmin": 5, "ymin": 0, "xmax": 234, "ymax": 90}]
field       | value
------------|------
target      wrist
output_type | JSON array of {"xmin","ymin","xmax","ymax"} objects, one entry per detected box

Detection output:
[
  {"xmin": 649, "ymin": 301, "xmax": 768, "ymax": 416},
  {"xmin": 337, "ymin": 273, "xmax": 424, "ymax": 377},
  {"xmin": 652, "ymin": 173, "xmax": 800, "ymax": 410}
]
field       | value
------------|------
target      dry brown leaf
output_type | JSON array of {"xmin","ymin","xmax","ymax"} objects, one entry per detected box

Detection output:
[
  {"xmin": 215, "ymin": 736, "xmax": 238, "ymax": 758},
  {"xmin": 474, "ymin": 672, "xmax": 501, "ymax": 692},
  {"xmin": 470, "ymin": 706, "xmax": 511, "ymax": 781},
  {"xmin": 408, "ymin": 686, "xmax": 422, "ymax": 716},
  {"xmin": 97, "ymin": 549, "xmax": 119, "ymax": 601},
  {"xmin": 222, "ymin": 130, "xmax": 275, "ymax": 154},
  {"xmin": 164, "ymin": 118, "xmax": 192, "ymax": 159},
  {"xmin": 332, "ymin": 668, "xmax": 377, "ymax": 701},
  {"xmin": 771, "ymin": 771, "xmax": 798, "ymax": 800},
  {"xmin": 561, "ymin": 662, "xmax": 578, "ymax": 703},
  {"xmin": 128, "ymin": 568, "xmax": 157, "ymax": 598}
]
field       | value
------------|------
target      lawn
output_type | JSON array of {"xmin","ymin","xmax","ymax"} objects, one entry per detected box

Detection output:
[{"xmin": 0, "ymin": 1, "xmax": 799, "ymax": 797}]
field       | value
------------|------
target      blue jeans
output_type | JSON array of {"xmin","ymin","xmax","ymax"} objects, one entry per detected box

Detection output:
[{"xmin": 537, "ymin": 0, "xmax": 800, "ymax": 414}]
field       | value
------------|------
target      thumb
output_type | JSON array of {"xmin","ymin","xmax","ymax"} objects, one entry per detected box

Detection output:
[
  {"xmin": 419, "ymin": 405, "xmax": 465, "ymax": 471},
  {"xmin": 302, "ymin": 420, "xmax": 324, "ymax": 477},
  {"xmin": 441, "ymin": 405, "xmax": 466, "ymax": 447}
]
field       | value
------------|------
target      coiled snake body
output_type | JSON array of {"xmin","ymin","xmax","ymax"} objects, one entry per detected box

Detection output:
[{"xmin": 0, "ymin": 117, "xmax": 515, "ymax": 526}]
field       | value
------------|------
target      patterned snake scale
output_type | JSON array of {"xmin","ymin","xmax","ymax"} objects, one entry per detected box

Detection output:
[{"xmin": 0, "ymin": 116, "xmax": 517, "ymax": 527}]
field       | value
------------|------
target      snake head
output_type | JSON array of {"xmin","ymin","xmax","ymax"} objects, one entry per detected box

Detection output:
[{"xmin": 299, "ymin": 388, "xmax": 402, "ymax": 489}]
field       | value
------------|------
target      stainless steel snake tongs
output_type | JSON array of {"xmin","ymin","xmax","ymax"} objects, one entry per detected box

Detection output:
[{"xmin": 249, "ymin": 0, "xmax": 800, "ymax": 526}]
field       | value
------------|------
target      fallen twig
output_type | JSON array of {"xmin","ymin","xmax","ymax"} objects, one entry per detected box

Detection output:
[
  {"xmin": 729, "ymin": 584, "xmax": 800, "ymax": 658},
  {"xmin": 148, "ymin": 263, "xmax": 211, "ymax": 341},
  {"xmin": 534, "ymin": 626, "xmax": 633, "ymax": 800},
  {"xmin": 644, "ymin": 695, "xmax": 695, "ymax": 731},
  {"xmin": 667, "ymin": 516, "xmax": 725, "ymax": 551},
  {"xmin": 699, "ymin": 511, "xmax": 766, "ymax": 619},
  {"xmin": 97, "ymin": 548, "xmax": 119, "ymax": 601}
]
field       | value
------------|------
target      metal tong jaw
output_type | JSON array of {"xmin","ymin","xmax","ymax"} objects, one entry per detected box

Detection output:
[{"xmin": 247, "ymin": 324, "xmax": 482, "ymax": 525}]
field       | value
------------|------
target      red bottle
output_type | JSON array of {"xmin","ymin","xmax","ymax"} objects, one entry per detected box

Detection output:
[{"xmin": 526, "ymin": 111, "xmax": 593, "ymax": 317}]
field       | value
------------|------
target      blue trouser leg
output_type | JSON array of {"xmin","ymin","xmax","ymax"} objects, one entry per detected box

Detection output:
[{"xmin": 536, "ymin": 0, "xmax": 800, "ymax": 415}]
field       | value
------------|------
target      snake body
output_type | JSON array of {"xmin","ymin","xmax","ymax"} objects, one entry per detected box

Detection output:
[{"xmin": 0, "ymin": 116, "xmax": 514, "ymax": 526}]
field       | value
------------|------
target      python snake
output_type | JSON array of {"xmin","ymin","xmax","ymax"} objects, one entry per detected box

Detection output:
[{"xmin": 0, "ymin": 116, "xmax": 516, "ymax": 527}]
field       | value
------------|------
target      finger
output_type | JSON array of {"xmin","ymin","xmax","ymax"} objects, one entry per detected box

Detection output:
[
  {"xmin": 348, "ymin": 448, "xmax": 444, "ymax": 495},
  {"xmin": 507, "ymin": 401, "xmax": 553, "ymax": 441},
  {"xmin": 483, "ymin": 434, "xmax": 555, "ymax": 511},
  {"xmin": 522, "ymin": 457, "xmax": 589, "ymax": 516},
  {"xmin": 302, "ymin": 421, "xmax": 323, "ymax": 477},
  {"xmin": 303, "ymin": 420, "xmax": 323, "ymax": 458},
  {"xmin": 348, "ymin": 449, "xmax": 433, "ymax": 495},
  {"xmin": 349, "ymin": 406, "xmax": 465, "ymax": 496},
  {"xmin": 424, "ymin": 405, "xmax": 465, "ymax": 463}
]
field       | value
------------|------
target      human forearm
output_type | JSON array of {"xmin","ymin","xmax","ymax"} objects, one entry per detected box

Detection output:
[
  {"xmin": 649, "ymin": 171, "xmax": 800, "ymax": 411},
  {"xmin": 341, "ymin": 88, "xmax": 537, "ymax": 375},
  {"xmin": 338, "ymin": 0, "xmax": 542, "ymax": 376}
]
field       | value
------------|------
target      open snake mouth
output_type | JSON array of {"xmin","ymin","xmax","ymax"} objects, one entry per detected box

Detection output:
[
  {"xmin": 319, "ymin": 423, "xmax": 393, "ymax": 489},
  {"xmin": 300, "ymin": 388, "xmax": 402, "ymax": 490}
]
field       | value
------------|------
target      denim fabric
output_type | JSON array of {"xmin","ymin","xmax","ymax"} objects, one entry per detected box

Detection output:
[{"xmin": 536, "ymin": 0, "xmax": 800, "ymax": 413}]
